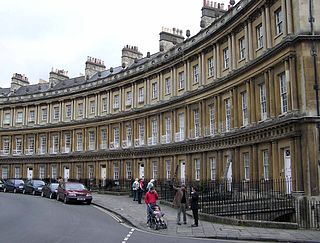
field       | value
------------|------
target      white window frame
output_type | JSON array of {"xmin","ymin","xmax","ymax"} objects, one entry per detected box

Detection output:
[
  {"xmin": 28, "ymin": 110, "xmax": 35, "ymax": 122},
  {"xmin": 126, "ymin": 124, "xmax": 132, "ymax": 145},
  {"xmin": 275, "ymin": 8, "xmax": 283, "ymax": 35},
  {"xmin": 113, "ymin": 94, "xmax": 120, "ymax": 109},
  {"xmin": 138, "ymin": 123, "xmax": 145, "ymax": 145},
  {"xmin": 208, "ymin": 57, "xmax": 214, "ymax": 78},
  {"xmin": 101, "ymin": 129, "xmax": 107, "ymax": 149},
  {"xmin": 256, "ymin": 24, "xmax": 263, "ymax": 49},
  {"xmin": 113, "ymin": 162, "xmax": 119, "ymax": 180},
  {"xmin": 4, "ymin": 113, "xmax": 11, "ymax": 125},
  {"xmin": 194, "ymin": 109, "xmax": 200, "ymax": 138},
  {"xmin": 138, "ymin": 87, "xmax": 144, "ymax": 103},
  {"xmin": 239, "ymin": 37, "xmax": 246, "ymax": 59},
  {"xmin": 39, "ymin": 166, "xmax": 45, "ymax": 179},
  {"xmin": 113, "ymin": 127, "xmax": 120, "ymax": 147},
  {"xmin": 102, "ymin": 97, "xmax": 108, "ymax": 112},
  {"xmin": 78, "ymin": 103, "xmax": 84, "ymax": 117},
  {"xmin": 126, "ymin": 161, "xmax": 132, "ymax": 180},
  {"xmin": 52, "ymin": 135, "xmax": 59, "ymax": 154},
  {"xmin": 76, "ymin": 133, "xmax": 83, "ymax": 151},
  {"xmin": 15, "ymin": 167, "xmax": 21, "ymax": 179},
  {"xmin": 88, "ymin": 131, "xmax": 95, "ymax": 150},
  {"xmin": 151, "ymin": 119, "xmax": 158, "ymax": 145},
  {"xmin": 90, "ymin": 100, "xmax": 96, "ymax": 114},
  {"xmin": 16, "ymin": 111, "xmax": 23, "ymax": 124},
  {"xmin": 76, "ymin": 166, "xmax": 81, "ymax": 180},
  {"xmin": 241, "ymin": 91, "xmax": 248, "ymax": 126},
  {"xmin": 279, "ymin": 72, "xmax": 288, "ymax": 113},
  {"xmin": 223, "ymin": 48, "xmax": 229, "ymax": 69},
  {"xmin": 41, "ymin": 108, "xmax": 47, "ymax": 121},
  {"xmin": 210, "ymin": 157, "xmax": 216, "ymax": 180},
  {"xmin": 165, "ymin": 77, "xmax": 171, "ymax": 95},
  {"xmin": 152, "ymin": 82, "xmax": 158, "ymax": 99},
  {"xmin": 3, "ymin": 138, "xmax": 10, "ymax": 155},
  {"xmin": 15, "ymin": 137, "xmax": 22, "ymax": 154},
  {"xmin": 166, "ymin": 160, "xmax": 171, "ymax": 180},
  {"xmin": 152, "ymin": 161, "xmax": 158, "ymax": 179},
  {"xmin": 27, "ymin": 136, "xmax": 35, "ymax": 154},
  {"xmin": 126, "ymin": 91, "xmax": 132, "ymax": 106},
  {"xmin": 259, "ymin": 83, "xmax": 267, "ymax": 120},
  {"xmin": 209, "ymin": 105, "xmax": 215, "ymax": 135},
  {"xmin": 53, "ymin": 106, "xmax": 60, "ymax": 120},
  {"xmin": 40, "ymin": 135, "xmax": 46, "ymax": 154},
  {"xmin": 244, "ymin": 152, "xmax": 250, "ymax": 180},
  {"xmin": 66, "ymin": 104, "xmax": 72, "ymax": 118},
  {"xmin": 225, "ymin": 98, "xmax": 231, "ymax": 132},
  {"xmin": 88, "ymin": 165, "xmax": 94, "ymax": 179},
  {"xmin": 64, "ymin": 133, "xmax": 71, "ymax": 153},
  {"xmin": 193, "ymin": 64, "xmax": 199, "ymax": 84},
  {"xmin": 263, "ymin": 150, "xmax": 269, "ymax": 180},
  {"xmin": 51, "ymin": 165, "xmax": 57, "ymax": 180},
  {"xmin": 195, "ymin": 159, "xmax": 200, "ymax": 181},
  {"xmin": 165, "ymin": 117, "xmax": 171, "ymax": 143},
  {"xmin": 178, "ymin": 71, "xmax": 185, "ymax": 90}
]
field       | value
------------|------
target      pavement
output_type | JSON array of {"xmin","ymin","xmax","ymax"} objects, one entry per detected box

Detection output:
[{"xmin": 92, "ymin": 193, "xmax": 320, "ymax": 243}]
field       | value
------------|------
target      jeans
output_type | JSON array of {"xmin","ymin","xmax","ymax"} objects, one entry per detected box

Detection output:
[
  {"xmin": 177, "ymin": 203, "xmax": 187, "ymax": 223},
  {"xmin": 132, "ymin": 190, "xmax": 138, "ymax": 201}
]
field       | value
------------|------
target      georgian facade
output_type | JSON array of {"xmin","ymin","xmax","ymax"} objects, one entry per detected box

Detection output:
[{"xmin": 0, "ymin": 0, "xmax": 320, "ymax": 196}]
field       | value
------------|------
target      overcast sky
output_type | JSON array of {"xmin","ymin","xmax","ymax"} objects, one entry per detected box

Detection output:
[{"xmin": 0, "ymin": 0, "xmax": 235, "ymax": 88}]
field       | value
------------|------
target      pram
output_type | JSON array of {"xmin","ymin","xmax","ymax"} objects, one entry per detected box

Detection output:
[{"xmin": 147, "ymin": 204, "xmax": 167, "ymax": 230}]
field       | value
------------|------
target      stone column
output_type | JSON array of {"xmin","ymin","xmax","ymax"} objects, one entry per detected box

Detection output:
[
  {"xmin": 216, "ymin": 43, "xmax": 221, "ymax": 78},
  {"xmin": 231, "ymin": 32, "xmax": 236, "ymax": 70},
  {"xmin": 213, "ymin": 44, "xmax": 217, "ymax": 79},
  {"xmin": 187, "ymin": 60, "xmax": 191, "ymax": 91},
  {"xmin": 184, "ymin": 61, "xmax": 187, "ymax": 91},
  {"xmin": 252, "ymin": 144, "xmax": 258, "ymax": 181},
  {"xmin": 284, "ymin": 58, "xmax": 292, "ymax": 111},
  {"xmin": 248, "ymin": 20, "xmax": 253, "ymax": 60},
  {"xmin": 289, "ymin": 55, "xmax": 298, "ymax": 110},
  {"xmin": 281, "ymin": 0, "xmax": 287, "ymax": 36},
  {"xmin": 201, "ymin": 52, "xmax": 205, "ymax": 85},
  {"xmin": 245, "ymin": 80, "xmax": 251, "ymax": 125},
  {"xmin": 245, "ymin": 22, "xmax": 249, "ymax": 63},
  {"xmin": 265, "ymin": 4, "xmax": 272, "ymax": 48},
  {"xmin": 216, "ymin": 95, "xmax": 221, "ymax": 133},
  {"xmin": 286, "ymin": 0, "xmax": 293, "ymax": 34},
  {"xmin": 271, "ymin": 141, "xmax": 279, "ymax": 179},
  {"xmin": 233, "ymin": 86, "xmax": 238, "ymax": 128},
  {"xmin": 262, "ymin": 7, "xmax": 267, "ymax": 52},
  {"xmin": 228, "ymin": 34, "xmax": 232, "ymax": 71},
  {"xmin": 159, "ymin": 73, "xmax": 163, "ymax": 101},
  {"xmin": 268, "ymin": 68, "xmax": 276, "ymax": 117}
]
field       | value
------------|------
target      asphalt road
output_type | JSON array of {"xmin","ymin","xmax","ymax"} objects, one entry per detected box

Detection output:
[{"xmin": 0, "ymin": 193, "xmax": 259, "ymax": 243}]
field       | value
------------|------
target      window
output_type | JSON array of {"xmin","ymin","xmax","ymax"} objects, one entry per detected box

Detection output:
[
  {"xmin": 113, "ymin": 94, "xmax": 120, "ymax": 109},
  {"xmin": 66, "ymin": 104, "xmax": 72, "ymax": 118},
  {"xmin": 209, "ymin": 105, "xmax": 215, "ymax": 135},
  {"xmin": 102, "ymin": 97, "xmax": 108, "ymax": 112},
  {"xmin": 244, "ymin": 153, "xmax": 250, "ymax": 180},
  {"xmin": 2, "ymin": 167, "xmax": 8, "ymax": 179},
  {"xmin": 2, "ymin": 138, "xmax": 10, "ymax": 155},
  {"xmin": 256, "ymin": 25, "xmax": 263, "ymax": 48},
  {"xmin": 52, "ymin": 135, "xmax": 59, "ymax": 154},
  {"xmin": 126, "ymin": 161, "xmax": 132, "ymax": 180},
  {"xmin": 152, "ymin": 82, "xmax": 158, "ymax": 99},
  {"xmin": 152, "ymin": 161, "xmax": 158, "ymax": 179},
  {"xmin": 279, "ymin": 72, "xmax": 287, "ymax": 113},
  {"xmin": 178, "ymin": 71, "xmax": 185, "ymax": 90},
  {"xmin": 15, "ymin": 137, "xmax": 22, "ymax": 154},
  {"xmin": 263, "ymin": 150, "xmax": 269, "ymax": 180},
  {"xmin": 165, "ymin": 77, "xmax": 171, "ymax": 95},
  {"xmin": 208, "ymin": 57, "xmax": 214, "ymax": 78},
  {"xmin": 39, "ymin": 166, "xmax": 45, "ymax": 179},
  {"xmin": 27, "ymin": 136, "xmax": 35, "ymax": 154},
  {"xmin": 101, "ymin": 129, "xmax": 107, "ymax": 149},
  {"xmin": 165, "ymin": 117, "xmax": 171, "ymax": 143},
  {"xmin": 239, "ymin": 37, "xmax": 246, "ymax": 59},
  {"xmin": 16, "ymin": 112, "xmax": 23, "ymax": 124},
  {"xmin": 223, "ymin": 48, "xmax": 229, "ymax": 69},
  {"xmin": 210, "ymin": 157, "xmax": 216, "ymax": 180},
  {"xmin": 178, "ymin": 113, "xmax": 185, "ymax": 141},
  {"xmin": 51, "ymin": 165, "xmax": 57, "ymax": 180},
  {"xmin": 126, "ymin": 124, "xmax": 132, "ymax": 146},
  {"xmin": 193, "ymin": 64, "xmax": 199, "ymax": 84},
  {"xmin": 76, "ymin": 133, "xmax": 83, "ymax": 151},
  {"xmin": 15, "ymin": 167, "xmax": 21, "ymax": 179},
  {"xmin": 126, "ymin": 91, "xmax": 132, "ymax": 106},
  {"xmin": 88, "ymin": 131, "xmax": 95, "ymax": 150},
  {"xmin": 138, "ymin": 87, "xmax": 144, "ymax": 103},
  {"xmin": 166, "ymin": 160, "xmax": 171, "ymax": 180},
  {"xmin": 194, "ymin": 109, "xmax": 200, "ymax": 138},
  {"xmin": 78, "ymin": 103, "xmax": 84, "ymax": 117},
  {"xmin": 88, "ymin": 165, "xmax": 94, "ymax": 179},
  {"xmin": 151, "ymin": 119, "xmax": 158, "ymax": 145},
  {"xmin": 241, "ymin": 91, "xmax": 248, "ymax": 126},
  {"xmin": 90, "ymin": 100, "xmax": 96, "ymax": 114},
  {"xmin": 275, "ymin": 8, "xmax": 283, "ymax": 35},
  {"xmin": 76, "ymin": 166, "xmax": 81, "ymax": 180},
  {"xmin": 113, "ymin": 127, "xmax": 119, "ymax": 147},
  {"xmin": 40, "ymin": 135, "xmax": 47, "ymax": 154},
  {"xmin": 53, "ymin": 106, "xmax": 59, "ymax": 120},
  {"xmin": 29, "ymin": 110, "xmax": 35, "ymax": 122},
  {"xmin": 225, "ymin": 98, "xmax": 231, "ymax": 132},
  {"xmin": 259, "ymin": 83, "xmax": 267, "ymax": 120},
  {"xmin": 41, "ymin": 108, "xmax": 47, "ymax": 121},
  {"xmin": 113, "ymin": 162, "xmax": 119, "ymax": 180},
  {"xmin": 138, "ymin": 123, "xmax": 145, "ymax": 145},
  {"xmin": 64, "ymin": 133, "xmax": 71, "ymax": 153},
  {"xmin": 4, "ymin": 113, "xmax": 10, "ymax": 125},
  {"xmin": 195, "ymin": 159, "xmax": 200, "ymax": 181}
]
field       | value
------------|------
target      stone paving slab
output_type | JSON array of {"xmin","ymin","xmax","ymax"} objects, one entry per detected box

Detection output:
[{"xmin": 92, "ymin": 193, "xmax": 320, "ymax": 242}]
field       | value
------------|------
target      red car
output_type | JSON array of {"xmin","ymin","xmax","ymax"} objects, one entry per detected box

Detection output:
[{"xmin": 56, "ymin": 182, "xmax": 92, "ymax": 205}]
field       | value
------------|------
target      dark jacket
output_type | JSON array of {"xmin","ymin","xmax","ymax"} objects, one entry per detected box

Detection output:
[
  {"xmin": 190, "ymin": 191, "xmax": 199, "ymax": 210},
  {"xmin": 173, "ymin": 186, "xmax": 188, "ymax": 208}
]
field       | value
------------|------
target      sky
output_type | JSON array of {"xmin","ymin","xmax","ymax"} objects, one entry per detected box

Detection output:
[{"xmin": 0, "ymin": 0, "xmax": 235, "ymax": 88}]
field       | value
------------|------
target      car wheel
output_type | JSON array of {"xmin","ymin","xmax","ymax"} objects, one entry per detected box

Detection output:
[
  {"xmin": 56, "ymin": 194, "xmax": 60, "ymax": 201},
  {"xmin": 87, "ymin": 200, "xmax": 91, "ymax": 205},
  {"xmin": 13, "ymin": 188, "xmax": 17, "ymax": 193},
  {"xmin": 22, "ymin": 189, "xmax": 26, "ymax": 194},
  {"xmin": 3, "ymin": 187, "xmax": 7, "ymax": 193},
  {"xmin": 63, "ymin": 196, "xmax": 68, "ymax": 204},
  {"xmin": 49, "ymin": 193, "xmax": 53, "ymax": 199}
]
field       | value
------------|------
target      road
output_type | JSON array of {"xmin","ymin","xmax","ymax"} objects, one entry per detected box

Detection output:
[{"xmin": 0, "ymin": 193, "xmax": 260, "ymax": 243}]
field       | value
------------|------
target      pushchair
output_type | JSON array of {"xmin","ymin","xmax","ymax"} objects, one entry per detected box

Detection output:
[{"xmin": 147, "ymin": 204, "xmax": 167, "ymax": 230}]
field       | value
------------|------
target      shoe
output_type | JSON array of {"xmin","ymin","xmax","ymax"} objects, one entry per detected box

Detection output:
[
  {"xmin": 191, "ymin": 224, "xmax": 198, "ymax": 227},
  {"xmin": 177, "ymin": 222, "xmax": 181, "ymax": 225},
  {"xmin": 183, "ymin": 222, "xmax": 187, "ymax": 224}
]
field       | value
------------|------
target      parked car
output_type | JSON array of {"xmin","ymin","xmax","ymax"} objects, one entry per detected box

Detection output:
[
  {"xmin": 3, "ymin": 179, "xmax": 25, "ymax": 193},
  {"xmin": 0, "ymin": 179, "xmax": 4, "ymax": 191},
  {"xmin": 41, "ymin": 183, "xmax": 59, "ymax": 199},
  {"xmin": 57, "ymin": 182, "xmax": 92, "ymax": 205},
  {"xmin": 23, "ymin": 179, "xmax": 45, "ymax": 195}
]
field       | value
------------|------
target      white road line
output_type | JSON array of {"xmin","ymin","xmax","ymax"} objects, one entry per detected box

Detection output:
[
  {"xmin": 92, "ymin": 205, "xmax": 123, "ymax": 223},
  {"xmin": 122, "ymin": 228, "xmax": 135, "ymax": 243}
]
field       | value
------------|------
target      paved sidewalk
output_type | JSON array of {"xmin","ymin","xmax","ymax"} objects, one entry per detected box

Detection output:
[{"xmin": 92, "ymin": 193, "xmax": 320, "ymax": 242}]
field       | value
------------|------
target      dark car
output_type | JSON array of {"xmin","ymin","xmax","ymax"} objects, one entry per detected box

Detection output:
[
  {"xmin": 57, "ymin": 182, "xmax": 92, "ymax": 205},
  {"xmin": 41, "ymin": 183, "xmax": 59, "ymax": 199},
  {"xmin": 3, "ymin": 179, "xmax": 25, "ymax": 193},
  {"xmin": 0, "ymin": 179, "xmax": 4, "ymax": 191},
  {"xmin": 23, "ymin": 179, "xmax": 45, "ymax": 195}
]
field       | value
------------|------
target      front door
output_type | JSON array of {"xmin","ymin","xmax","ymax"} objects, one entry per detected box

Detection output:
[
  {"xmin": 64, "ymin": 167, "xmax": 69, "ymax": 182},
  {"xmin": 139, "ymin": 163, "xmax": 144, "ymax": 179},
  {"xmin": 284, "ymin": 149, "xmax": 292, "ymax": 194},
  {"xmin": 180, "ymin": 160, "xmax": 186, "ymax": 184},
  {"xmin": 226, "ymin": 157, "xmax": 232, "ymax": 191},
  {"xmin": 27, "ymin": 167, "xmax": 33, "ymax": 180},
  {"xmin": 100, "ymin": 165, "xmax": 107, "ymax": 187}
]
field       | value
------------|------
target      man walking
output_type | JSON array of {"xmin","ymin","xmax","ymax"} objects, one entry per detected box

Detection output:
[{"xmin": 173, "ymin": 184, "xmax": 188, "ymax": 225}]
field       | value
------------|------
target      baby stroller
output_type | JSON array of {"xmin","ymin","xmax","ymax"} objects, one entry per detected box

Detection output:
[{"xmin": 147, "ymin": 204, "xmax": 167, "ymax": 230}]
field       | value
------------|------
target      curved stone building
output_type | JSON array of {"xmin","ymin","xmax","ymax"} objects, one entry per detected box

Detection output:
[{"xmin": 1, "ymin": 0, "xmax": 319, "ymax": 197}]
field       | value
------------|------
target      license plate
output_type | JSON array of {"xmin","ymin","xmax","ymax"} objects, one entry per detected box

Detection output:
[
  {"xmin": 77, "ymin": 197, "xmax": 85, "ymax": 201},
  {"xmin": 19, "ymin": 186, "xmax": 23, "ymax": 189}
]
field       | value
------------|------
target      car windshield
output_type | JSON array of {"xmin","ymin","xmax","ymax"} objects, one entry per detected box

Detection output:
[
  {"xmin": 14, "ymin": 180, "xmax": 24, "ymax": 185},
  {"xmin": 34, "ymin": 181, "xmax": 45, "ymax": 186},
  {"xmin": 65, "ymin": 183, "xmax": 86, "ymax": 190},
  {"xmin": 50, "ymin": 183, "xmax": 59, "ymax": 189}
]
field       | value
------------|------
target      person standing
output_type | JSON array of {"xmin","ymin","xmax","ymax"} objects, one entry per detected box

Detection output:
[
  {"xmin": 146, "ymin": 178, "xmax": 155, "ymax": 192},
  {"xmin": 144, "ymin": 187, "xmax": 159, "ymax": 224},
  {"xmin": 137, "ymin": 178, "xmax": 144, "ymax": 204},
  {"xmin": 132, "ymin": 178, "xmax": 139, "ymax": 201},
  {"xmin": 173, "ymin": 184, "xmax": 188, "ymax": 225},
  {"xmin": 190, "ymin": 186, "xmax": 199, "ymax": 227}
]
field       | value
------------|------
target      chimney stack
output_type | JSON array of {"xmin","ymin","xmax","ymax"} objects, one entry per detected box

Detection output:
[
  {"xmin": 49, "ymin": 68, "xmax": 69, "ymax": 86},
  {"xmin": 200, "ymin": 1, "xmax": 227, "ymax": 29},
  {"xmin": 85, "ymin": 56, "xmax": 106, "ymax": 80},
  {"xmin": 11, "ymin": 73, "xmax": 29, "ymax": 92},
  {"xmin": 159, "ymin": 27, "xmax": 184, "ymax": 52},
  {"xmin": 121, "ymin": 45, "xmax": 143, "ymax": 68}
]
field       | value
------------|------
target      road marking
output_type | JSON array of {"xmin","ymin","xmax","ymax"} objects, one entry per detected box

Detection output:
[
  {"xmin": 122, "ymin": 228, "xmax": 135, "ymax": 242},
  {"xmin": 92, "ymin": 205, "xmax": 123, "ymax": 223}
]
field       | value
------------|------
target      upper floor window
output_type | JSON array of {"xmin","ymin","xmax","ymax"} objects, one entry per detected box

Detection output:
[
  {"xmin": 53, "ymin": 106, "xmax": 60, "ymax": 120},
  {"xmin": 256, "ymin": 24, "xmax": 263, "ymax": 49},
  {"xmin": 126, "ymin": 91, "xmax": 132, "ymax": 106},
  {"xmin": 113, "ymin": 127, "xmax": 120, "ymax": 146},
  {"xmin": 2, "ymin": 138, "xmax": 10, "ymax": 154},
  {"xmin": 64, "ymin": 133, "xmax": 71, "ymax": 152},
  {"xmin": 113, "ymin": 94, "xmax": 120, "ymax": 109},
  {"xmin": 178, "ymin": 113, "xmax": 185, "ymax": 141},
  {"xmin": 138, "ymin": 123, "xmax": 145, "ymax": 144},
  {"xmin": 78, "ymin": 103, "xmax": 84, "ymax": 117},
  {"xmin": 259, "ymin": 83, "xmax": 267, "ymax": 120},
  {"xmin": 241, "ymin": 91, "xmax": 248, "ymax": 126},
  {"xmin": 101, "ymin": 129, "xmax": 107, "ymax": 149},
  {"xmin": 27, "ymin": 136, "xmax": 35, "ymax": 154},
  {"xmin": 194, "ymin": 109, "xmax": 200, "ymax": 138},
  {"xmin": 223, "ymin": 48, "xmax": 229, "ymax": 69},
  {"xmin": 125, "ymin": 124, "xmax": 132, "ymax": 143},
  {"xmin": 151, "ymin": 119, "xmax": 158, "ymax": 144},
  {"xmin": 209, "ymin": 105, "xmax": 215, "ymax": 135},
  {"xmin": 88, "ymin": 131, "xmax": 95, "ymax": 150},
  {"xmin": 102, "ymin": 97, "xmax": 108, "ymax": 112},
  {"xmin": 41, "ymin": 108, "xmax": 47, "ymax": 121},
  {"xmin": 165, "ymin": 77, "xmax": 171, "ymax": 95},
  {"xmin": 193, "ymin": 64, "xmax": 199, "ymax": 84},
  {"xmin": 178, "ymin": 71, "xmax": 185, "ymax": 90},
  {"xmin": 239, "ymin": 37, "xmax": 246, "ymax": 59},
  {"xmin": 52, "ymin": 135, "xmax": 59, "ymax": 154},
  {"xmin": 263, "ymin": 150, "xmax": 269, "ymax": 180},
  {"xmin": 66, "ymin": 104, "xmax": 72, "ymax": 118},
  {"xmin": 113, "ymin": 162, "xmax": 119, "ymax": 180},
  {"xmin": 4, "ymin": 113, "xmax": 11, "ymax": 125},
  {"xmin": 279, "ymin": 72, "xmax": 288, "ymax": 113},
  {"xmin": 15, "ymin": 137, "xmax": 22, "ymax": 154},
  {"xmin": 165, "ymin": 117, "xmax": 171, "ymax": 143},
  {"xmin": 76, "ymin": 133, "xmax": 83, "ymax": 151},
  {"xmin": 90, "ymin": 100, "xmax": 96, "ymax": 114},
  {"xmin": 138, "ymin": 87, "xmax": 144, "ymax": 103},
  {"xmin": 16, "ymin": 111, "xmax": 23, "ymax": 124},
  {"xmin": 39, "ymin": 135, "xmax": 47, "ymax": 154},
  {"xmin": 208, "ymin": 57, "xmax": 214, "ymax": 78},
  {"xmin": 244, "ymin": 152, "xmax": 250, "ymax": 180},
  {"xmin": 275, "ymin": 8, "xmax": 283, "ymax": 35},
  {"xmin": 28, "ymin": 110, "xmax": 35, "ymax": 122},
  {"xmin": 195, "ymin": 159, "xmax": 200, "ymax": 181},
  {"xmin": 152, "ymin": 82, "xmax": 158, "ymax": 99},
  {"xmin": 225, "ymin": 98, "xmax": 231, "ymax": 132}
]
